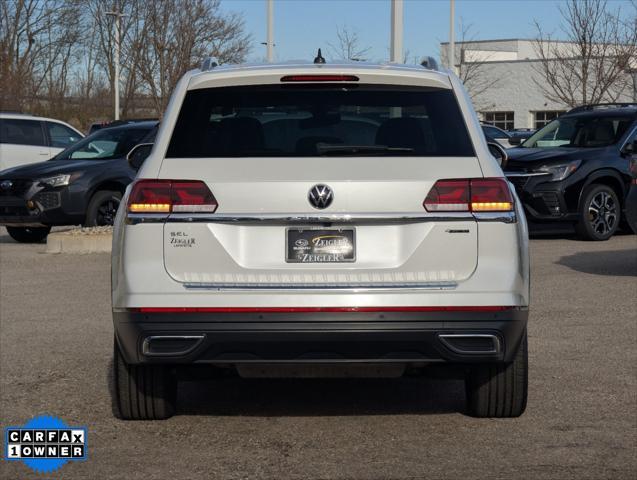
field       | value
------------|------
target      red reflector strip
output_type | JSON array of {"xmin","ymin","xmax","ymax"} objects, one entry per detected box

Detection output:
[
  {"xmin": 280, "ymin": 75, "xmax": 359, "ymax": 82},
  {"xmin": 132, "ymin": 306, "xmax": 515, "ymax": 313}
]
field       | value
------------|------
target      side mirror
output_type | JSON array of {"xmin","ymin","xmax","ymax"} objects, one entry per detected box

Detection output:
[
  {"xmin": 622, "ymin": 140, "xmax": 636, "ymax": 157},
  {"xmin": 126, "ymin": 143, "xmax": 153, "ymax": 171},
  {"xmin": 509, "ymin": 136, "xmax": 522, "ymax": 146},
  {"xmin": 487, "ymin": 141, "xmax": 508, "ymax": 168}
]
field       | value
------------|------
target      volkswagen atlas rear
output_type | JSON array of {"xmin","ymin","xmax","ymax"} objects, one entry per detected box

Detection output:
[{"xmin": 111, "ymin": 60, "xmax": 530, "ymax": 420}]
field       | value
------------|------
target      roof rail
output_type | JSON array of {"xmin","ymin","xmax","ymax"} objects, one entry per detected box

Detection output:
[
  {"xmin": 567, "ymin": 103, "xmax": 637, "ymax": 114},
  {"xmin": 201, "ymin": 57, "xmax": 219, "ymax": 71},
  {"xmin": 420, "ymin": 56, "xmax": 439, "ymax": 71}
]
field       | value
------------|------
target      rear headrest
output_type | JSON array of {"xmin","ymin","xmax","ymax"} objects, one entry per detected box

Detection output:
[{"xmin": 375, "ymin": 117, "xmax": 426, "ymax": 152}]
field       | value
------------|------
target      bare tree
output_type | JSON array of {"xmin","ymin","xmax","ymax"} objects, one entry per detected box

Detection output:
[
  {"xmin": 439, "ymin": 20, "xmax": 499, "ymax": 107},
  {"xmin": 136, "ymin": 0, "xmax": 251, "ymax": 114},
  {"xmin": 328, "ymin": 25, "xmax": 371, "ymax": 61},
  {"xmin": 533, "ymin": 0, "xmax": 637, "ymax": 107},
  {"xmin": 456, "ymin": 21, "xmax": 500, "ymax": 106},
  {"xmin": 84, "ymin": 0, "xmax": 149, "ymax": 119},
  {"xmin": 0, "ymin": 0, "xmax": 80, "ymax": 112},
  {"xmin": 0, "ymin": 0, "xmax": 251, "ymax": 126}
]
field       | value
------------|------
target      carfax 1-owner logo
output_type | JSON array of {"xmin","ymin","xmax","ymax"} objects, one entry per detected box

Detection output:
[{"xmin": 4, "ymin": 415, "xmax": 87, "ymax": 474}]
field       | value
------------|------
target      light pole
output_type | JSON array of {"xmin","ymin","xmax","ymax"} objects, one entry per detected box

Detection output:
[
  {"xmin": 449, "ymin": 0, "xmax": 456, "ymax": 73},
  {"xmin": 390, "ymin": 0, "xmax": 403, "ymax": 63},
  {"xmin": 105, "ymin": 10, "xmax": 125, "ymax": 120},
  {"xmin": 266, "ymin": 0, "xmax": 274, "ymax": 62}
]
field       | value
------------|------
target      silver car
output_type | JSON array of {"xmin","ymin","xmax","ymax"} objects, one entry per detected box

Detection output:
[{"xmin": 112, "ymin": 59, "xmax": 530, "ymax": 420}]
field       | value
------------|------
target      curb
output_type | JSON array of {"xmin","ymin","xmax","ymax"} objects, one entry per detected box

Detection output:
[{"xmin": 45, "ymin": 231, "xmax": 113, "ymax": 254}]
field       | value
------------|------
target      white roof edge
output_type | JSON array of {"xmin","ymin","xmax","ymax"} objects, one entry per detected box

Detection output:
[
  {"xmin": 0, "ymin": 112, "xmax": 84, "ymax": 135},
  {"xmin": 192, "ymin": 60, "xmax": 444, "ymax": 75},
  {"xmin": 187, "ymin": 62, "xmax": 451, "ymax": 91}
]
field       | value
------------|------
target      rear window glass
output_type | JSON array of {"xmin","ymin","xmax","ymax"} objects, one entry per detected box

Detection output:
[
  {"xmin": 166, "ymin": 85, "xmax": 475, "ymax": 157},
  {"xmin": 0, "ymin": 119, "xmax": 46, "ymax": 146}
]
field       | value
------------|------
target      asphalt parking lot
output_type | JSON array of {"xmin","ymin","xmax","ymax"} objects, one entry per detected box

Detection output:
[{"xmin": 0, "ymin": 228, "xmax": 635, "ymax": 480}]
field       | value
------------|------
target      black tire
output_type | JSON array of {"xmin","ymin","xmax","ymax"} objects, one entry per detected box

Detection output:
[
  {"xmin": 6, "ymin": 226, "xmax": 51, "ymax": 243},
  {"xmin": 465, "ymin": 332, "xmax": 528, "ymax": 418},
  {"xmin": 575, "ymin": 184, "xmax": 620, "ymax": 241},
  {"xmin": 113, "ymin": 338, "xmax": 177, "ymax": 420},
  {"xmin": 85, "ymin": 190, "xmax": 122, "ymax": 226}
]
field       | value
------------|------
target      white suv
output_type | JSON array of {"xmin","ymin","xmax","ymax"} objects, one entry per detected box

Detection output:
[
  {"xmin": 0, "ymin": 113, "xmax": 84, "ymax": 171},
  {"xmin": 112, "ymin": 59, "xmax": 530, "ymax": 420}
]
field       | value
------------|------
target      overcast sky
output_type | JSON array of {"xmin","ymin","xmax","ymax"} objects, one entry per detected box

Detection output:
[{"xmin": 220, "ymin": 0, "xmax": 635, "ymax": 63}]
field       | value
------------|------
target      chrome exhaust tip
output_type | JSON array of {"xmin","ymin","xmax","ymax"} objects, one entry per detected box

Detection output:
[
  {"xmin": 142, "ymin": 335, "xmax": 205, "ymax": 357},
  {"xmin": 438, "ymin": 334, "xmax": 501, "ymax": 355}
]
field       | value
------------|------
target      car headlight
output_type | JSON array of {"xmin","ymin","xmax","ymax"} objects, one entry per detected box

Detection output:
[
  {"xmin": 537, "ymin": 160, "xmax": 581, "ymax": 181},
  {"xmin": 37, "ymin": 173, "xmax": 81, "ymax": 188}
]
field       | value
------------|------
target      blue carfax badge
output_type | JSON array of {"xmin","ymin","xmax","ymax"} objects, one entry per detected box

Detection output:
[{"xmin": 4, "ymin": 415, "xmax": 88, "ymax": 474}]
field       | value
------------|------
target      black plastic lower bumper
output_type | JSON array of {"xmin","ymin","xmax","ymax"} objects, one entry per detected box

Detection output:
[
  {"xmin": 509, "ymin": 181, "xmax": 576, "ymax": 222},
  {"xmin": 113, "ymin": 309, "xmax": 528, "ymax": 366},
  {"xmin": 0, "ymin": 187, "xmax": 84, "ymax": 227}
]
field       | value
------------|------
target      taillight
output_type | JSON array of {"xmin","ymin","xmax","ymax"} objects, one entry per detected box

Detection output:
[
  {"xmin": 424, "ymin": 178, "xmax": 513, "ymax": 213},
  {"xmin": 422, "ymin": 179, "xmax": 470, "ymax": 211},
  {"xmin": 469, "ymin": 178, "xmax": 514, "ymax": 211},
  {"xmin": 128, "ymin": 179, "xmax": 218, "ymax": 214},
  {"xmin": 128, "ymin": 181, "xmax": 171, "ymax": 213}
]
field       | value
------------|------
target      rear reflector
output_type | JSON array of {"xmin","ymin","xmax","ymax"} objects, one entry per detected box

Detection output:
[
  {"xmin": 280, "ymin": 75, "xmax": 359, "ymax": 82},
  {"xmin": 128, "ymin": 179, "xmax": 218, "ymax": 214},
  {"xmin": 424, "ymin": 178, "xmax": 513, "ymax": 213},
  {"xmin": 132, "ymin": 306, "xmax": 515, "ymax": 313}
]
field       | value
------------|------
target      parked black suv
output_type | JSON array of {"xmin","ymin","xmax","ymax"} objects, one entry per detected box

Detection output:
[
  {"xmin": 0, "ymin": 121, "xmax": 157, "ymax": 242},
  {"xmin": 505, "ymin": 104, "xmax": 637, "ymax": 240}
]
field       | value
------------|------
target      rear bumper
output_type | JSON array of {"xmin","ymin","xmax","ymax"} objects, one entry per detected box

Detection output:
[{"xmin": 113, "ymin": 308, "xmax": 528, "ymax": 366}]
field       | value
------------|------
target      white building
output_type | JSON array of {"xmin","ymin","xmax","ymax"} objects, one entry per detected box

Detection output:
[{"xmin": 440, "ymin": 39, "xmax": 636, "ymax": 130}]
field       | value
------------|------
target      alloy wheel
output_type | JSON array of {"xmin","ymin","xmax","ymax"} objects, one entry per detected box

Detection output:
[
  {"xmin": 587, "ymin": 191, "xmax": 617, "ymax": 236},
  {"xmin": 96, "ymin": 197, "xmax": 121, "ymax": 226}
]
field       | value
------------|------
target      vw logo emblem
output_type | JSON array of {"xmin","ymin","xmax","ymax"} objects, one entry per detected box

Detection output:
[
  {"xmin": 308, "ymin": 184, "xmax": 333, "ymax": 209},
  {"xmin": 0, "ymin": 180, "xmax": 12, "ymax": 191}
]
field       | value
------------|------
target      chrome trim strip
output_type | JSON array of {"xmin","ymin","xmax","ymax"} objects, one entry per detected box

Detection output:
[
  {"xmin": 182, "ymin": 281, "xmax": 458, "ymax": 291},
  {"xmin": 142, "ymin": 335, "xmax": 205, "ymax": 357},
  {"xmin": 127, "ymin": 211, "xmax": 516, "ymax": 225},
  {"xmin": 504, "ymin": 171, "xmax": 551, "ymax": 178},
  {"xmin": 438, "ymin": 334, "xmax": 501, "ymax": 355},
  {"xmin": 126, "ymin": 213, "xmax": 168, "ymax": 224},
  {"xmin": 473, "ymin": 211, "xmax": 517, "ymax": 223},
  {"xmin": 168, "ymin": 212, "xmax": 474, "ymax": 224}
]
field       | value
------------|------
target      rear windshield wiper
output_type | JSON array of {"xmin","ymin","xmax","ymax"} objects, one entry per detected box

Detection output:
[{"xmin": 316, "ymin": 144, "xmax": 414, "ymax": 156}]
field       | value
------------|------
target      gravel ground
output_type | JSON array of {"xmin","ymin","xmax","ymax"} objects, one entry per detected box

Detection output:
[{"xmin": 0, "ymin": 227, "xmax": 635, "ymax": 480}]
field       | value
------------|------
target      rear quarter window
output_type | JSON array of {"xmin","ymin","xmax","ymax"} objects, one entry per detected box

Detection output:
[
  {"xmin": 166, "ymin": 85, "xmax": 475, "ymax": 158},
  {"xmin": 0, "ymin": 119, "xmax": 46, "ymax": 146}
]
